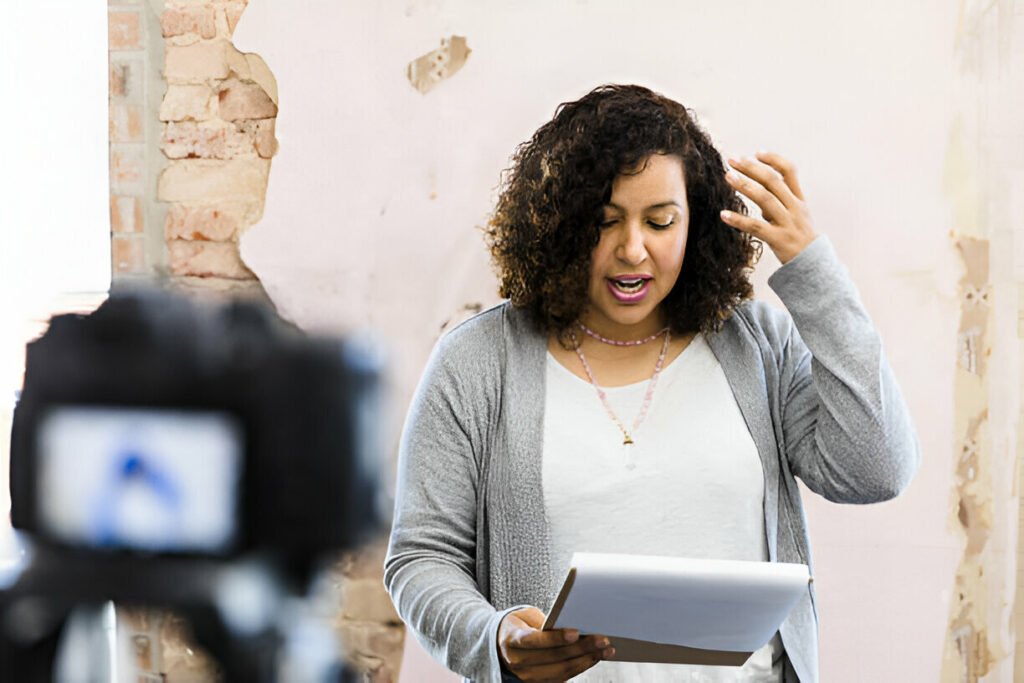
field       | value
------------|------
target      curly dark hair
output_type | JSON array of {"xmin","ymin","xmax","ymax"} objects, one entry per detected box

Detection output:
[{"xmin": 485, "ymin": 84, "xmax": 760, "ymax": 342}]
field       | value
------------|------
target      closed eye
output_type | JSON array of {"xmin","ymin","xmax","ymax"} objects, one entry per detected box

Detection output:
[{"xmin": 648, "ymin": 219, "xmax": 674, "ymax": 229}]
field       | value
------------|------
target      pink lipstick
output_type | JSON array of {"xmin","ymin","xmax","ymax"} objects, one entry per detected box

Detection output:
[{"xmin": 606, "ymin": 274, "xmax": 652, "ymax": 303}]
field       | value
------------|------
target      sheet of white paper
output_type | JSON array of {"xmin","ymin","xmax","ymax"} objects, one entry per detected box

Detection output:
[{"xmin": 551, "ymin": 552, "xmax": 810, "ymax": 652}]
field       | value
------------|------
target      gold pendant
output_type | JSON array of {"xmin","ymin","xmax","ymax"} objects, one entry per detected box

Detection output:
[{"xmin": 623, "ymin": 433, "xmax": 634, "ymax": 446}]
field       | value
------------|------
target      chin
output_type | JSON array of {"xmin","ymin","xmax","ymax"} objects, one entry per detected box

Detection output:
[{"xmin": 603, "ymin": 306, "xmax": 657, "ymax": 328}]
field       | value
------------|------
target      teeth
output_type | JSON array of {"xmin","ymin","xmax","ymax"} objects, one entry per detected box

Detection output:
[{"xmin": 613, "ymin": 278, "xmax": 645, "ymax": 293}]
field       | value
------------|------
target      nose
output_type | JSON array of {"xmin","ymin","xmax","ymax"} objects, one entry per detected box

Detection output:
[{"xmin": 616, "ymin": 221, "xmax": 647, "ymax": 265}]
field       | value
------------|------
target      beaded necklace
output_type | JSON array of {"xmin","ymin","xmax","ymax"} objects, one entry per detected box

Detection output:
[
  {"xmin": 572, "ymin": 325, "xmax": 671, "ymax": 454},
  {"xmin": 579, "ymin": 322, "xmax": 670, "ymax": 347}
]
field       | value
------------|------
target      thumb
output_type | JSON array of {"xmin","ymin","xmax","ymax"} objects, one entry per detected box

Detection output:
[{"xmin": 514, "ymin": 606, "xmax": 547, "ymax": 629}]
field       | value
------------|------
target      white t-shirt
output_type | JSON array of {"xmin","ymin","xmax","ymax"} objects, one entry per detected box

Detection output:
[{"xmin": 542, "ymin": 335, "xmax": 783, "ymax": 682}]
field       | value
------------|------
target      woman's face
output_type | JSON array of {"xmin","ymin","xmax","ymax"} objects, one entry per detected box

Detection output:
[{"xmin": 582, "ymin": 153, "xmax": 690, "ymax": 338}]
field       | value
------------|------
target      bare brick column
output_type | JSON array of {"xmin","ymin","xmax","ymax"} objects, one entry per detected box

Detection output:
[{"xmin": 157, "ymin": 0, "xmax": 276, "ymax": 300}]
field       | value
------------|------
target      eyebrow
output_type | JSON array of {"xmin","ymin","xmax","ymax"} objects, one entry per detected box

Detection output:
[{"xmin": 605, "ymin": 201, "xmax": 684, "ymax": 212}]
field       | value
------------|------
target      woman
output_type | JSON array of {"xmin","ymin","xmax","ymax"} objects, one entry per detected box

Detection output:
[{"xmin": 384, "ymin": 84, "xmax": 918, "ymax": 683}]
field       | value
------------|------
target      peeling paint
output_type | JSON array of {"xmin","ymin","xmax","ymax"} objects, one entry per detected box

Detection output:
[
  {"xmin": 942, "ymin": 237, "xmax": 997, "ymax": 682},
  {"xmin": 406, "ymin": 36, "xmax": 471, "ymax": 94}
]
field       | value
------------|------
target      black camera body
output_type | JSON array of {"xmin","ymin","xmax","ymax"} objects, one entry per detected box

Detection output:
[{"xmin": 3, "ymin": 289, "xmax": 386, "ymax": 681}]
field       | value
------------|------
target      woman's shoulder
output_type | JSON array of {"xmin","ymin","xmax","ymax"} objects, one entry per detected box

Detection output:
[
  {"xmin": 431, "ymin": 301, "xmax": 539, "ymax": 371},
  {"xmin": 720, "ymin": 298, "xmax": 797, "ymax": 351},
  {"xmin": 437, "ymin": 301, "xmax": 511, "ymax": 352}
]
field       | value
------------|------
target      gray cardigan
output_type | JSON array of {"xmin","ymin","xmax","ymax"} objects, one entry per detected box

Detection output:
[{"xmin": 384, "ymin": 236, "xmax": 919, "ymax": 683}]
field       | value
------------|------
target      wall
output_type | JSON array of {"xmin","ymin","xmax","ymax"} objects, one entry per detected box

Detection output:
[
  {"xmin": 108, "ymin": 0, "xmax": 279, "ymax": 679},
  {"xmin": 156, "ymin": 0, "xmax": 277, "ymax": 299},
  {"xmin": 109, "ymin": 0, "xmax": 166, "ymax": 280},
  {"xmin": 231, "ymin": 2, "xmax": 1023, "ymax": 682}
]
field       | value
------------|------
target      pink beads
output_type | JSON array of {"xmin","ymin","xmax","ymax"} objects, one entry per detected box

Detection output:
[
  {"xmin": 572, "ymin": 328, "xmax": 671, "ymax": 447},
  {"xmin": 579, "ymin": 323, "xmax": 669, "ymax": 347}
]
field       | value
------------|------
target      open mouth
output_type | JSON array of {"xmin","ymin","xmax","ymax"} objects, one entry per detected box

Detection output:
[
  {"xmin": 609, "ymin": 275, "xmax": 651, "ymax": 292},
  {"xmin": 611, "ymin": 277, "xmax": 648, "ymax": 293},
  {"xmin": 606, "ymin": 275, "xmax": 653, "ymax": 302}
]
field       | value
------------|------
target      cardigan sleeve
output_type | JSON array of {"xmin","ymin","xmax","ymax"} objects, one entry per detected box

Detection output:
[
  {"xmin": 766, "ymin": 236, "xmax": 920, "ymax": 503},
  {"xmin": 383, "ymin": 327, "xmax": 520, "ymax": 683}
]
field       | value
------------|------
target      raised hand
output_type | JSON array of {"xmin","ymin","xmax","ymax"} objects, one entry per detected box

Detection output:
[{"xmin": 720, "ymin": 151, "xmax": 817, "ymax": 264}]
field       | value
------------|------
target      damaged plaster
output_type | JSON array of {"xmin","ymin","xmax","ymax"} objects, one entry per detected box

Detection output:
[
  {"xmin": 943, "ymin": 236, "xmax": 997, "ymax": 683},
  {"xmin": 406, "ymin": 36, "xmax": 471, "ymax": 94},
  {"xmin": 940, "ymin": 0, "xmax": 1024, "ymax": 679}
]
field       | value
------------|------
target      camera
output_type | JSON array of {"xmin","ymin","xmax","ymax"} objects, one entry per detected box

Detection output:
[{"xmin": 2, "ymin": 289, "xmax": 387, "ymax": 681}]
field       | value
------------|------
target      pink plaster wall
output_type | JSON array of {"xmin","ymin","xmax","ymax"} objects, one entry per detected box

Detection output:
[{"xmin": 234, "ymin": 3, "xmax": 967, "ymax": 680}]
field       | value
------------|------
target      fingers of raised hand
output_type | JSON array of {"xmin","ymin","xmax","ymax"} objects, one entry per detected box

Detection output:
[
  {"xmin": 725, "ymin": 157, "xmax": 792, "ymax": 222},
  {"xmin": 719, "ymin": 209, "xmax": 770, "ymax": 239},
  {"xmin": 754, "ymin": 151, "xmax": 804, "ymax": 200}
]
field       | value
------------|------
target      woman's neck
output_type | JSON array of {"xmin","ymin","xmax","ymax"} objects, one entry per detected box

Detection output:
[{"xmin": 577, "ymin": 311, "xmax": 668, "ymax": 345}]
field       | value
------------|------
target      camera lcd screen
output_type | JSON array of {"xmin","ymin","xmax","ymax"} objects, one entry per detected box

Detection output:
[{"xmin": 36, "ymin": 406, "xmax": 243, "ymax": 554}]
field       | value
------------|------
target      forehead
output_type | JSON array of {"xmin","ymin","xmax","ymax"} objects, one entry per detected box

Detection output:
[{"xmin": 609, "ymin": 154, "xmax": 686, "ymax": 204}]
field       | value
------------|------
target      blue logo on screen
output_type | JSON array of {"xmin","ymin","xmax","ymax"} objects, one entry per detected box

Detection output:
[{"xmin": 91, "ymin": 443, "xmax": 183, "ymax": 550}]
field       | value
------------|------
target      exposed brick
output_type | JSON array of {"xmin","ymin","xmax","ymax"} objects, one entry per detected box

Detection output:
[
  {"xmin": 109, "ymin": 11, "xmax": 142, "ymax": 51},
  {"xmin": 160, "ymin": 84, "xmax": 215, "ymax": 121},
  {"xmin": 162, "ymin": 121, "xmax": 226, "ymax": 159},
  {"xmin": 225, "ymin": 47, "xmax": 252, "ymax": 79},
  {"xmin": 158, "ymin": 158, "xmax": 270, "ymax": 203},
  {"xmin": 336, "ymin": 622, "xmax": 405, "ymax": 677},
  {"xmin": 374, "ymin": 663, "xmax": 399, "ymax": 683},
  {"xmin": 165, "ymin": 42, "xmax": 230, "ymax": 83},
  {"xmin": 117, "ymin": 605, "xmax": 154, "ymax": 633},
  {"xmin": 338, "ymin": 537, "xmax": 390, "ymax": 580},
  {"xmin": 110, "ymin": 104, "xmax": 144, "ymax": 142},
  {"xmin": 170, "ymin": 275, "xmax": 270, "ymax": 303},
  {"xmin": 238, "ymin": 119, "xmax": 277, "ymax": 158},
  {"xmin": 161, "ymin": 7, "xmax": 217, "ymax": 39},
  {"xmin": 112, "ymin": 235, "xmax": 146, "ymax": 274},
  {"xmin": 164, "ymin": 0, "xmax": 228, "ymax": 5},
  {"xmin": 164, "ymin": 204, "xmax": 247, "ymax": 241},
  {"xmin": 341, "ymin": 579, "xmax": 401, "ymax": 623},
  {"xmin": 110, "ymin": 62, "xmax": 127, "ymax": 97},
  {"xmin": 109, "ymin": 57, "xmax": 144, "ymax": 101},
  {"xmin": 245, "ymin": 54, "xmax": 278, "ymax": 105},
  {"xmin": 133, "ymin": 634, "xmax": 154, "ymax": 672},
  {"xmin": 111, "ymin": 195, "xmax": 144, "ymax": 233},
  {"xmin": 160, "ymin": 613, "xmax": 222, "ymax": 682},
  {"xmin": 162, "ymin": 120, "xmax": 268, "ymax": 159},
  {"xmin": 168, "ymin": 239, "xmax": 254, "ymax": 279},
  {"xmin": 110, "ymin": 145, "xmax": 145, "ymax": 195},
  {"xmin": 216, "ymin": 77, "xmax": 277, "ymax": 120},
  {"xmin": 224, "ymin": 2, "xmax": 247, "ymax": 36}
]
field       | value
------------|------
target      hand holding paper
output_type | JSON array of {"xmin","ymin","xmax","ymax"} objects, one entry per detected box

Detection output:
[
  {"xmin": 543, "ymin": 553, "xmax": 811, "ymax": 666},
  {"xmin": 497, "ymin": 606, "xmax": 614, "ymax": 680}
]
